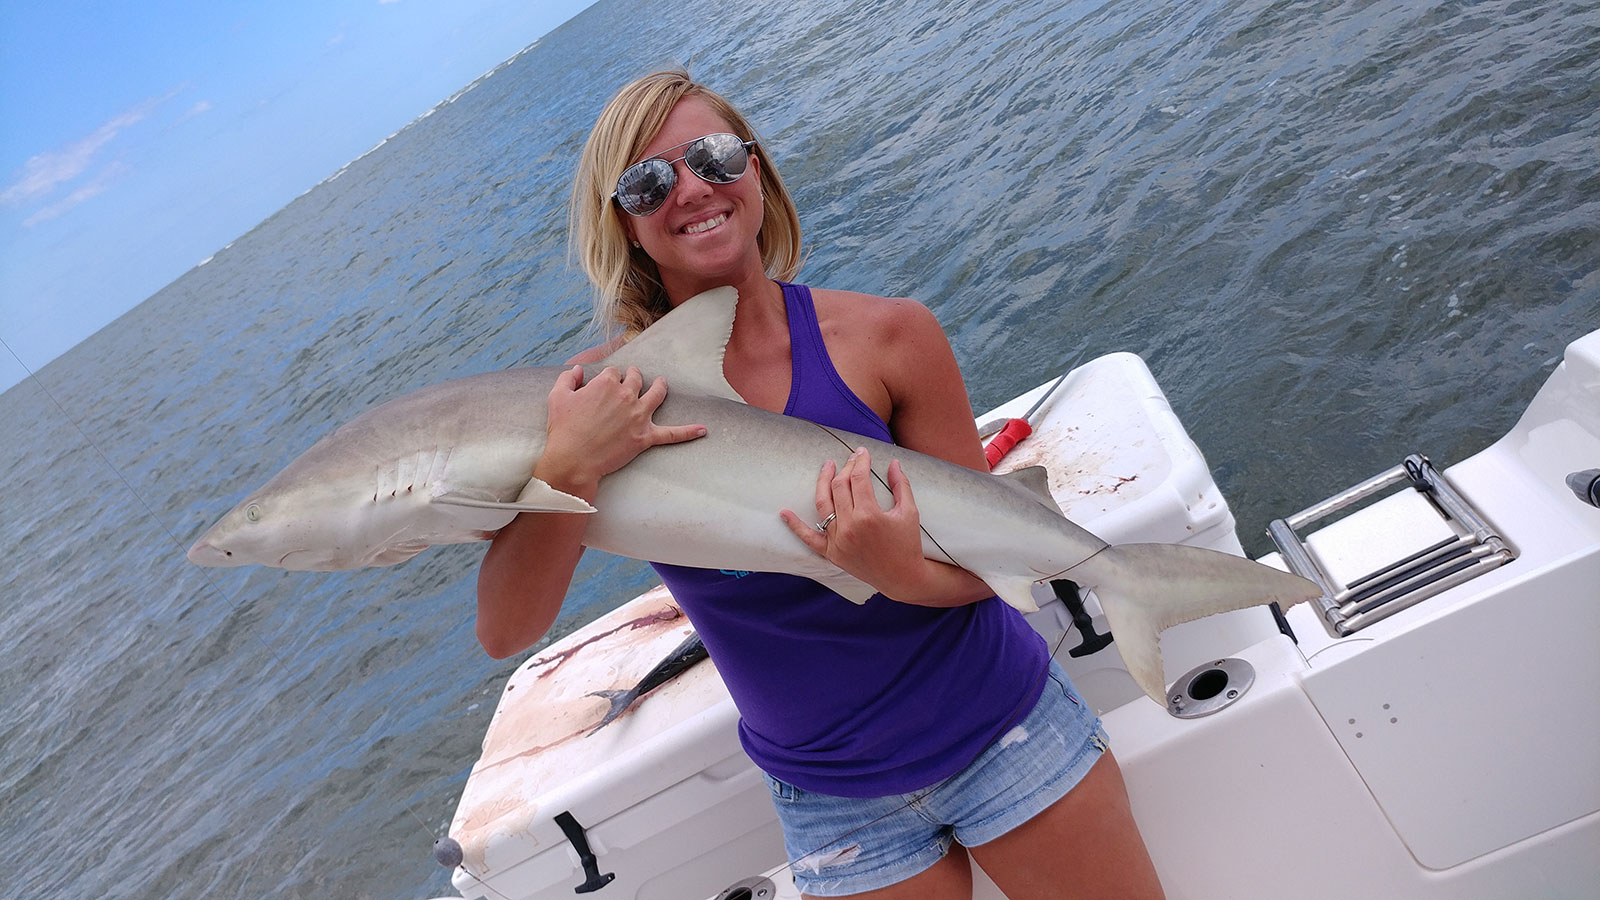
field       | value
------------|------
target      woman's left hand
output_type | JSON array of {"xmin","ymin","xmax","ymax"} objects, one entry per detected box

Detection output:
[{"xmin": 781, "ymin": 447, "xmax": 934, "ymax": 601}]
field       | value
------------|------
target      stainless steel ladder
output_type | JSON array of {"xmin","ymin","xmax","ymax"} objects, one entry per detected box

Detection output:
[{"xmin": 1267, "ymin": 454, "xmax": 1515, "ymax": 635}]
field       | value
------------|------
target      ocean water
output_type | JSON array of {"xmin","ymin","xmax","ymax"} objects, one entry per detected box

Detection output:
[{"xmin": 3, "ymin": 0, "xmax": 1595, "ymax": 897}]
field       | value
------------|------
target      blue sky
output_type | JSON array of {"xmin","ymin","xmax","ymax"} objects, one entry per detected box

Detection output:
[{"xmin": 0, "ymin": 0, "xmax": 595, "ymax": 393}]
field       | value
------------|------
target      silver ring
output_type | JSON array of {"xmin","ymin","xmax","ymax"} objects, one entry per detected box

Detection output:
[{"xmin": 815, "ymin": 513, "xmax": 836, "ymax": 533}]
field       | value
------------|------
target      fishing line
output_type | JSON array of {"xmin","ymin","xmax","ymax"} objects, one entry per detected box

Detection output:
[
  {"xmin": 0, "ymin": 334, "xmax": 466, "ymax": 884},
  {"xmin": 1, "ymin": 334, "xmax": 209, "ymax": 576},
  {"xmin": 807, "ymin": 421, "xmax": 963, "ymax": 567}
]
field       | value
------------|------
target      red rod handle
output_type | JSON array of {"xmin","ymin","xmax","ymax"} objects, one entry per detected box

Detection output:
[{"xmin": 984, "ymin": 418, "xmax": 1033, "ymax": 469}]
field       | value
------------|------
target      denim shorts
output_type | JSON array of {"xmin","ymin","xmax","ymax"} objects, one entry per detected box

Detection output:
[{"xmin": 763, "ymin": 660, "xmax": 1108, "ymax": 896}]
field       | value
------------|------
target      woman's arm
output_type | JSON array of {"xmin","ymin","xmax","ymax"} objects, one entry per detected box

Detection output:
[
  {"xmin": 476, "ymin": 356, "xmax": 705, "ymax": 658},
  {"xmin": 780, "ymin": 296, "xmax": 999, "ymax": 607}
]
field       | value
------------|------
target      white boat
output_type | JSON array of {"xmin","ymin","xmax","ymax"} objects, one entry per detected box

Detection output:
[{"xmin": 425, "ymin": 328, "xmax": 1599, "ymax": 900}]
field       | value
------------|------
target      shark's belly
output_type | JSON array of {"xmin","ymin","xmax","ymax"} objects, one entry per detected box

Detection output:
[
  {"xmin": 580, "ymin": 429, "xmax": 841, "ymax": 577},
  {"xmin": 576, "ymin": 397, "xmax": 1093, "ymax": 585}
]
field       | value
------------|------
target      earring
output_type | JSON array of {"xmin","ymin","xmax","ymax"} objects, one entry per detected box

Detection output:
[{"xmin": 631, "ymin": 240, "xmax": 641, "ymax": 248}]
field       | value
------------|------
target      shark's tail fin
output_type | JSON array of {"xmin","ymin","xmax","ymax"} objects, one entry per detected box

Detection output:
[
  {"xmin": 1069, "ymin": 543, "xmax": 1323, "ymax": 703},
  {"xmin": 586, "ymin": 688, "xmax": 639, "ymax": 735}
]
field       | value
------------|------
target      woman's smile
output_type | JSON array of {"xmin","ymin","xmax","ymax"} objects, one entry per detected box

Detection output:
[{"xmin": 681, "ymin": 212, "xmax": 728, "ymax": 235}]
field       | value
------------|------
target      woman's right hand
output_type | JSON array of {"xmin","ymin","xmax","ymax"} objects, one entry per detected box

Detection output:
[{"xmin": 537, "ymin": 364, "xmax": 707, "ymax": 497}]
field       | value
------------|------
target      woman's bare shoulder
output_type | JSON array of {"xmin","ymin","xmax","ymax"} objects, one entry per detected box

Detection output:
[
  {"xmin": 809, "ymin": 286, "xmax": 920, "ymax": 311},
  {"xmin": 566, "ymin": 333, "xmax": 628, "ymax": 366},
  {"xmin": 810, "ymin": 286, "xmax": 983, "ymax": 466},
  {"xmin": 809, "ymin": 288, "xmax": 942, "ymax": 340}
]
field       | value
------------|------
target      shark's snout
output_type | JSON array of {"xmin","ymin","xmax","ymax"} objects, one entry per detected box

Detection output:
[{"xmin": 186, "ymin": 538, "xmax": 240, "ymax": 567}]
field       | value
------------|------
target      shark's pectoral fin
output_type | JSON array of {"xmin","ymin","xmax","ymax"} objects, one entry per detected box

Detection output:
[
  {"xmin": 432, "ymin": 478, "xmax": 596, "ymax": 515},
  {"xmin": 422, "ymin": 495, "xmax": 522, "ymax": 533},
  {"xmin": 981, "ymin": 573, "xmax": 1043, "ymax": 613},
  {"xmin": 1069, "ymin": 543, "xmax": 1324, "ymax": 703},
  {"xmin": 513, "ymin": 476, "xmax": 597, "ymax": 512}
]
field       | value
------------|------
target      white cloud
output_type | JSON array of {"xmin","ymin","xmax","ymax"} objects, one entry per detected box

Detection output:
[
  {"xmin": 21, "ymin": 162, "xmax": 130, "ymax": 226},
  {"xmin": 2, "ymin": 95, "xmax": 168, "ymax": 207},
  {"xmin": 179, "ymin": 100, "xmax": 213, "ymax": 122}
]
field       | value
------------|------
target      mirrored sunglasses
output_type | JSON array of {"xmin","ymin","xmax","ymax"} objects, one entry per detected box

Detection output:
[{"xmin": 612, "ymin": 132, "xmax": 757, "ymax": 217}]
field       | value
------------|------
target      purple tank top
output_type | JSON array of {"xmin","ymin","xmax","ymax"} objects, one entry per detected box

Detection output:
[{"xmin": 651, "ymin": 282, "xmax": 1048, "ymax": 798}]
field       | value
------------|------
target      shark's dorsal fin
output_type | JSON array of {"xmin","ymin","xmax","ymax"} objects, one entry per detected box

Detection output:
[{"xmin": 596, "ymin": 285, "xmax": 744, "ymax": 403}]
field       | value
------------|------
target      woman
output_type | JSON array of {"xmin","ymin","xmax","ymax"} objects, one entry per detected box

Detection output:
[{"xmin": 477, "ymin": 70, "xmax": 1164, "ymax": 899}]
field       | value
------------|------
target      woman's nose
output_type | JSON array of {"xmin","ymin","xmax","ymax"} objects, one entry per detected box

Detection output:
[{"xmin": 669, "ymin": 160, "xmax": 714, "ymax": 206}]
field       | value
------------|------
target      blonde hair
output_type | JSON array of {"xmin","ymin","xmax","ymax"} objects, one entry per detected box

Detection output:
[{"xmin": 570, "ymin": 70, "xmax": 803, "ymax": 337}]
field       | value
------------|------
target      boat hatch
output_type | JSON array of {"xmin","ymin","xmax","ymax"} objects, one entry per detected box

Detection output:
[{"xmin": 1267, "ymin": 454, "xmax": 1514, "ymax": 635}]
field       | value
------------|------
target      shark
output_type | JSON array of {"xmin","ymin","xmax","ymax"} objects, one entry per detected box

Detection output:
[{"xmin": 187, "ymin": 286, "xmax": 1321, "ymax": 703}]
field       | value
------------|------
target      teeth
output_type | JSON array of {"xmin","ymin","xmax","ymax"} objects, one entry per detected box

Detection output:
[{"xmin": 683, "ymin": 213, "xmax": 727, "ymax": 235}]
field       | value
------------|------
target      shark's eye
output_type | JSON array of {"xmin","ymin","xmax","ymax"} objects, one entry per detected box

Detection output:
[{"xmin": 245, "ymin": 504, "xmax": 262, "ymax": 523}]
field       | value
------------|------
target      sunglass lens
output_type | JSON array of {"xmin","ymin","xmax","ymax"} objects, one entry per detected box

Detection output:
[
  {"xmin": 616, "ymin": 159, "xmax": 675, "ymax": 216},
  {"xmin": 686, "ymin": 133, "xmax": 749, "ymax": 183},
  {"xmin": 614, "ymin": 134, "xmax": 751, "ymax": 216}
]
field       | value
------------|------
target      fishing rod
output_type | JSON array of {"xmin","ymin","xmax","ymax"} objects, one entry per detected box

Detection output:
[{"xmin": 978, "ymin": 346, "xmax": 1091, "ymax": 469}]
